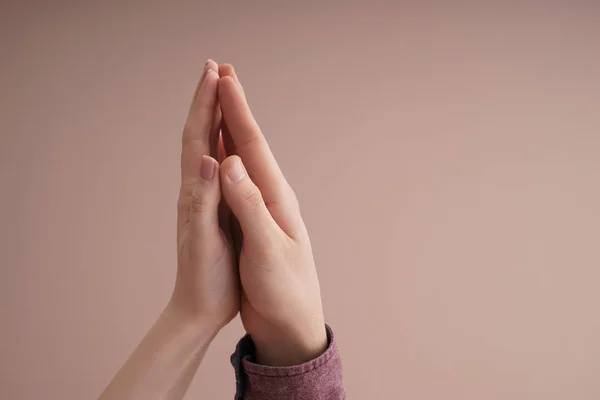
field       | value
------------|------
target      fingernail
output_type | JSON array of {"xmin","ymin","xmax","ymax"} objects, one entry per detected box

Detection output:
[
  {"xmin": 206, "ymin": 68, "xmax": 217, "ymax": 77},
  {"xmin": 227, "ymin": 158, "xmax": 246, "ymax": 182},
  {"xmin": 200, "ymin": 156, "xmax": 216, "ymax": 181}
]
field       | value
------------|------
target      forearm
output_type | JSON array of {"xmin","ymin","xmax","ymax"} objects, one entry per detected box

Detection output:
[{"xmin": 99, "ymin": 302, "xmax": 217, "ymax": 400}]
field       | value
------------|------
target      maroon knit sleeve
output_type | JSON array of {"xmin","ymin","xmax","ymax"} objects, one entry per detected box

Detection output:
[{"xmin": 231, "ymin": 325, "xmax": 346, "ymax": 400}]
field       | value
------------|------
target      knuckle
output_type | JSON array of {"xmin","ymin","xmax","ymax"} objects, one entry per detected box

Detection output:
[
  {"xmin": 176, "ymin": 184, "xmax": 195, "ymax": 209},
  {"xmin": 181, "ymin": 134, "xmax": 206, "ymax": 152},
  {"xmin": 242, "ymin": 186, "xmax": 264, "ymax": 209},
  {"xmin": 180, "ymin": 180, "xmax": 196, "ymax": 196},
  {"xmin": 190, "ymin": 189, "xmax": 210, "ymax": 213}
]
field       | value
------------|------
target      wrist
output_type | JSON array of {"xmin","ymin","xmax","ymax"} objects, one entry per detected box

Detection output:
[
  {"xmin": 164, "ymin": 299, "xmax": 222, "ymax": 342},
  {"xmin": 252, "ymin": 323, "xmax": 328, "ymax": 366}
]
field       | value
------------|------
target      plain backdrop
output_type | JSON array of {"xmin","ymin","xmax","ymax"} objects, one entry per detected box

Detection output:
[{"xmin": 1, "ymin": 2, "xmax": 599, "ymax": 399}]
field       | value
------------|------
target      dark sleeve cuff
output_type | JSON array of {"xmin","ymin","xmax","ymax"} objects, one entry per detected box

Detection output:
[{"xmin": 230, "ymin": 325, "xmax": 346, "ymax": 400}]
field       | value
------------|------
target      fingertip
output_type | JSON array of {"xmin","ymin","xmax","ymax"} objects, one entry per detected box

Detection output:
[
  {"xmin": 206, "ymin": 59, "xmax": 218, "ymax": 71},
  {"xmin": 191, "ymin": 156, "xmax": 221, "ymax": 216},
  {"xmin": 220, "ymin": 155, "xmax": 245, "ymax": 183},
  {"xmin": 219, "ymin": 75, "xmax": 236, "ymax": 89},
  {"xmin": 198, "ymin": 59, "xmax": 218, "ymax": 87},
  {"xmin": 219, "ymin": 63, "xmax": 235, "ymax": 77},
  {"xmin": 205, "ymin": 68, "xmax": 219, "ymax": 82},
  {"xmin": 227, "ymin": 64, "xmax": 241, "ymax": 84},
  {"xmin": 194, "ymin": 67, "xmax": 219, "ymax": 106},
  {"xmin": 219, "ymin": 64, "xmax": 242, "ymax": 90},
  {"xmin": 195, "ymin": 68, "xmax": 219, "ymax": 106},
  {"xmin": 200, "ymin": 155, "xmax": 218, "ymax": 181},
  {"xmin": 217, "ymin": 76, "xmax": 236, "ymax": 102}
]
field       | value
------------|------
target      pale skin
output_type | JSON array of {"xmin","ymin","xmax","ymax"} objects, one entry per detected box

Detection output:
[{"xmin": 99, "ymin": 60, "xmax": 327, "ymax": 399}]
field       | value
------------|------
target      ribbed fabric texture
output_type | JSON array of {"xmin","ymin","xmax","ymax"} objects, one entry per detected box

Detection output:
[{"xmin": 231, "ymin": 325, "xmax": 346, "ymax": 400}]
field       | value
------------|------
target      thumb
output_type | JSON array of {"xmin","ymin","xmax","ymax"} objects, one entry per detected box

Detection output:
[
  {"xmin": 189, "ymin": 155, "xmax": 221, "ymax": 234},
  {"xmin": 219, "ymin": 155, "xmax": 279, "ymax": 240}
]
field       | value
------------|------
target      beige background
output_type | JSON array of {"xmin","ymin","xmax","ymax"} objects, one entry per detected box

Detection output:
[{"xmin": 1, "ymin": 2, "xmax": 599, "ymax": 399}]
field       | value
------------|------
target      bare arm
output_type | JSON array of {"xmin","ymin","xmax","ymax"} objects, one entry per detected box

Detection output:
[{"xmin": 98, "ymin": 304, "xmax": 216, "ymax": 400}]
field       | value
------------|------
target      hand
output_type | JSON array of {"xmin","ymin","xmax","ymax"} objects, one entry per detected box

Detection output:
[
  {"xmin": 217, "ymin": 65, "xmax": 327, "ymax": 366},
  {"xmin": 170, "ymin": 60, "xmax": 239, "ymax": 334}
]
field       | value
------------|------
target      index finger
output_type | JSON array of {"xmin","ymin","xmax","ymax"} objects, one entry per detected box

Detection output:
[
  {"xmin": 178, "ymin": 60, "xmax": 220, "ymax": 231},
  {"xmin": 217, "ymin": 72, "xmax": 288, "ymax": 207},
  {"xmin": 181, "ymin": 59, "xmax": 219, "ymax": 181}
]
